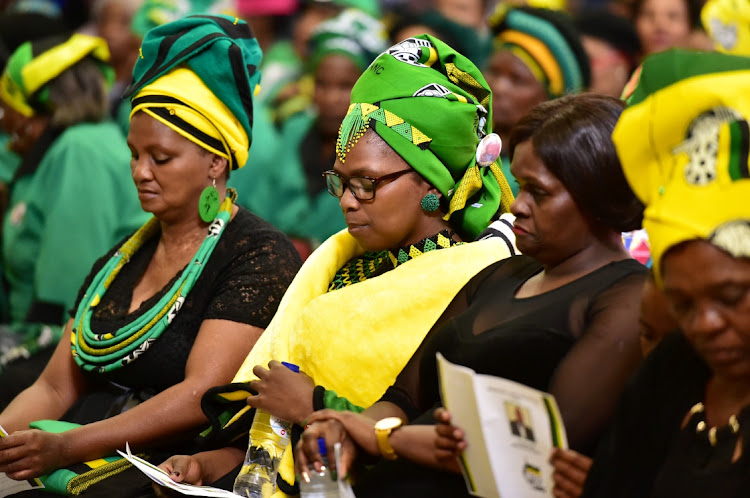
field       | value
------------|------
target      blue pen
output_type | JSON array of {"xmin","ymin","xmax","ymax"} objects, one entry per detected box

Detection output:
[{"xmin": 282, "ymin": 361, "xmax": 300, "ymax": 373}]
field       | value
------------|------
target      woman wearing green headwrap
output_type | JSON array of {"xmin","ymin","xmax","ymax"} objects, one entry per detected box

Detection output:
[
  {"xmin": 0, "ymin": 32, "xmax": 148, "ymax": 402},
  {"xmin": 231, "ymin": 8, "xmax": 388, "ymax": 254},
  {"xmin": 485, "ymin": 5, "xmax": 590, "ymax": 196},
  {"xmin": 297, "ymin": 93, "xmax": 647, "ymax": 498},
  {"xmin": 0, "ymin": 16, "xmax": 301, "ymax": 497},
  {"xmin": 154, "ymin": 35, "xmax": 515, "ymax": 497}
]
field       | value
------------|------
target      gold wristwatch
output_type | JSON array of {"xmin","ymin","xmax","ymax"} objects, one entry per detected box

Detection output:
[{"xmin": 374, "ymin": 417, "xmax": 403, "ymax": 460}]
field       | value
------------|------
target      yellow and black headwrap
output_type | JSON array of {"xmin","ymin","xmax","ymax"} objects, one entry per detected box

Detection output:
[
  {"xmin": 614, "ymin": 49, "xmax": 750, "ymax": 281},
  {"xmin": 0, "ymin": 33, "xmax": 111, "ymax": 117},
  {"xmin": 124, "ymin": 15, "xmax": 262, "ymax": 169}
]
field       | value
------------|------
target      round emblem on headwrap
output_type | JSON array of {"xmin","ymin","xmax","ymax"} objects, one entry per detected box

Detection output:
[
  {"xmin": 673, "ymin": 107, "xmax": 743, "ymax": 186},
  {"xmin": 710, "ymin": 220, "xmax": 750, "ymax": 259},
  {"xmin": 708, "ymin": 17, "xmax": 738, "ymax": 51},
  {"xmin": 386, "ymin": 38, "xmax": 435, "ymax": 67}
]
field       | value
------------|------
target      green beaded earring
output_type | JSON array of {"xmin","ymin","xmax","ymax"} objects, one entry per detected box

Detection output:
[
  {"xmin": 199, "ymin": 177, "xmax": 219, "ymax": 223},
  {"xmin": 420, "ymin": 193, "xmax": 440, "ymax": 212}
]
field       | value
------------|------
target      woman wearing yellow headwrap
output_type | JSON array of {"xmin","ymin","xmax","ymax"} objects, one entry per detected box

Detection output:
[
  {"xmin": 0, "ymin": 32, "xmax": 147, "ymax": 404},
  {"xmin": 0, "ymin": 17, "xmax": 301, "ymax": 497},
  {"xmin": 581, "ymin": 50, "xmax": 750, "ymax": 498}
]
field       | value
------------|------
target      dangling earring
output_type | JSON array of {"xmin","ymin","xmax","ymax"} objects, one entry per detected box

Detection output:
[
  {"xmin": 199, "ymin": 177, "xmax": 219, "ymax": 222},
  {"xmin": 420, "ymin": 193, "xmax": 440, "ymax": 212}
]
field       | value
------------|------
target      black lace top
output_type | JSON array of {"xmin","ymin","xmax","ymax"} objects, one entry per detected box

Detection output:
[{"xmin": 69, "ymin": 207, "xmax": 302, "ymax": 394}]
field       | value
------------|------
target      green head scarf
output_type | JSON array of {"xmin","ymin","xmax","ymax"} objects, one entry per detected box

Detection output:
[
  {"xmin": 124, "ymin": 15, "xmax": 262, "ymax": 168},
  {"xmin": 338, "ymin": 34, "xmax": 514, "ymax": 240},
  {"xmin": 307, "ymin": 8, "xmax": 387, "ymax": 72}
]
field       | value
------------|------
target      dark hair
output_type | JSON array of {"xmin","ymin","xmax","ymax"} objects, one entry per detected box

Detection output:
[
  {"xmin": 508, "ymin": 93, "xmax": 643, "ymax": 232},
  {"xmin": 632, "ymin": 0, "xmax": 703, "ymax": 28},
  {"xmin": 574, "ymin": 9, "xmax": 641, "ymax": 72}
]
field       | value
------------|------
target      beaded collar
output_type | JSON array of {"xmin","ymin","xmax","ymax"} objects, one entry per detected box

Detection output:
[{"xmin": 328, "ymin": 229, "xmax": 460, "ymax": 291}]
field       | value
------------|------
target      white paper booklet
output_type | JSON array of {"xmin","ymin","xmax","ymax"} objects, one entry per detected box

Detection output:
[
  {"xmin": 0, "ymin": 424, "xmax": 45, "ymax": 497},
  {"xmin": 437, "ymin": 353, "xmax": 568, "ymax": 498},
  {"xmin": 117, "ymin": 443, "xmax": 238, "ymax": 497}
]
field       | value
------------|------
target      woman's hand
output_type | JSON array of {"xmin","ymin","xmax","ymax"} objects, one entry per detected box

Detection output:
[
  {"xmin": 0, "ymin": 430, "xmax": 68, "ymax": 480},
  {"xmin": 433, "ymin": 408, "xmax": 467, "ymax": 462},
  {"xmin": 550, "ymin": 448, "xmax": 592, "ymax": 498},
  {"xmin": 296, "ymin": 410, "xmax": 380, "ymax": 479},
  {"xmin": 158, "ymin": 454, "xmax": 205, "ymax": 485},
  {"xmin": 247, "ymin": 361, "xmax": 315, "ymax": 425}
]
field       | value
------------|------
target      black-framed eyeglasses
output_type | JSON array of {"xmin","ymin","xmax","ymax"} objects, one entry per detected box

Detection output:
[{"xmin": 322, "ymin": 169, "xmax": 416, "ymax": 201}]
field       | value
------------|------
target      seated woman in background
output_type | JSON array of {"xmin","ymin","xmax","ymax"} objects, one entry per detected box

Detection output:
[
  {"xmin": 297, "ymin": 93, "xmax": 647, "ymax": 498},
  {"xmin": 484, "ymin": 5, "xmax": 590, "ymax": 196},
  {"xmin": 0, "ymin": 33, "xmax": 149, "ymax": 405},
  {"xmin": 234, "ymin": 8, "xmax": 387, "ymax": 253},
  {"xmin": 156, "ymin": 34, "xmax": 516, "ymax": 496},
  {"xmin": 0, "ymin": 16, "xmax": 300, "ymax": 497},
  {"xmin": 581, "ymin": 50, "xmax": 750, "ymax": 498}
]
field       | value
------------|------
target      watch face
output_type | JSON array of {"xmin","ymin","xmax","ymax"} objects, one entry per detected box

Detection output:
[{"xmin": 376, "ymin": 417, "xmax": 403, "ymax": 431}]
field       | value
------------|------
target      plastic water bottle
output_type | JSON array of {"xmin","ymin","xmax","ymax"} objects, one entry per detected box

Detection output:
[
  {"xmin": 233, "ymin": 362, "xmax": 298, "ymax": 498},
  {"xmin": 299, "ymin": 438, "xmax": 340, "ymax": 498}
]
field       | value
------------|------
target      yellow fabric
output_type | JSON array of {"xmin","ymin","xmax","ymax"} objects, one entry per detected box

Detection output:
[
  {"xmin": 498, "ymin": 30, "xmax": 564, "ymax": 96},
  {"xmin": 0, "ymin": 34, "xmax": 109, "ymax": 117},
  {"xmin": 613, "ymin": 69, "xmax": 750, "ymax": 281},
  {"xmin": 130, "ymin": 67, "xmax": 250, "ymax": 168},
  {"xmin": 702, "ymin": 0, "xmax": 750, "ymax": 55},
  {"xmin": 230, "ymin": 229, "xmax": 511, "ymax": 496}
]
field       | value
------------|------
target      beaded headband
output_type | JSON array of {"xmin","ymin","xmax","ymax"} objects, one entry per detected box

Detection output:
[{"xmin": 336, "ymin": 102, "xmax": 432, "ymax": 162}]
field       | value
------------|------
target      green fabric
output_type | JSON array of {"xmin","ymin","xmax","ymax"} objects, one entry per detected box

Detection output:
[
  {"xmin": 255, "ymin": 40, "xmax": 301, "ymax": 105},
  {"xmin": 625, "ymin": 49, "xmax": 750, "ymax": 107},
  {"xmin": 331, "ymin": 0, "xmax": 380, "ymax": 17},
  {"xmin": 347, "ymin": 34, "xmax": 507, "ymax": 239},
  {"xmin": 2, "ymin": 122, "xmax": 149, "ymax": 328},
  {"xmin": 125, "ymin": 15, "xmax": 262, "ymax": 153},
  {"xmin": 0, "ymin": 133, "xmax": 21, "ymax": 183},
  {"xmin": 130, "ymin": 0, "xmax": 236, "ymax": 37},
  {"xmin": 231, "ymin": 109, "xmax": 346, "ymax": 243},
  {"xmin": 322, "ymin": 388, "xmax": 365, "ymax": 413},
  {"xmin": 307, "ymin": 9, "xmax": 387, "ymax": 72},
  {"xmin": 499, "ymin": 156, "xmax": 519, "ymax": 196}
]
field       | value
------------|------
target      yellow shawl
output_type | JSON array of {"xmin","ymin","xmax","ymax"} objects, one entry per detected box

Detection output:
[{"xmin": 231, "ymin": 228, "xmax": 511, "ymax": 495}]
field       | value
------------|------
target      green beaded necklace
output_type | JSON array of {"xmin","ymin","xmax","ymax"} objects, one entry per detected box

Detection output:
[{"xmin": 71, "ymin": 190, "xmax": 236, "ymax": 373}]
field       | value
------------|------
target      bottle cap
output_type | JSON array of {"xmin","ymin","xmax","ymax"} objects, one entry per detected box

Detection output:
[
  {"xmin": 317, "ymin": 437, "xmax": 327, "ymax": 457},
  {"xmin": 282, "ymin": 361, "xmax": 300, "ymax": 373}
]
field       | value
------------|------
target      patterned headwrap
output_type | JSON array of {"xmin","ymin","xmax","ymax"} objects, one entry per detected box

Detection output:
[
  {"xmin": 130, "ymin": 0, "xmax": 236, "ymax": 37},
  {"xmin": 0, "ymin": 33, "xmax": 112, "ymax": 117},
  {"xmin": 701, "ymin": 0, "xmax": 750, "ymax": 56},
  {"xmin": 339, "ymin": 35, "xmax": 514, "ymax": 240},
  {"xmin": 307, "ymin": 8, "xmax": 387, "ymax": 72},
  {"xmin": 488, "ymin": 5, "xmax": 590, "ymax": 98},
  {"xmin": 124, "ymin": 15, "xmax": 262, "ymax": 169},
  {"xmin": 613, "ymin": 50, "xmax": 750, "ymax": 281}
]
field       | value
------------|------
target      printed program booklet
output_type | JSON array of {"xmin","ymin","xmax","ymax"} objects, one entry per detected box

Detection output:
[
  {"xmin": 0, "ymin": 425, "xmax": 45, "ymax": 497},
  {"xmin": 437, "ymin": 353, "xmax": 568, "ymax": 498}
]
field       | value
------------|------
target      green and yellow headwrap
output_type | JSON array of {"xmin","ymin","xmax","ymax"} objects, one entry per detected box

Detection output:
[
  {"xmin": 307, "ymin": 9, "xmax": 387, "ymax": 72},
  {"xmin": 124, "ymin": 15, "xmax": 262, "ymax": 169},
  {"xmin": 614, "ymin": 50, "xmax": 750, "ymax": 281},
  {"xmin": 131, "ymin": 0, "xmax": 237, "ymax": 37},
  {"xmin": 338, "ymin": 34, "xmax": 514, "ymax": 240},
  {"xmin": 702, "ymin": 0, "xmax": 750, "ymax": 56},
  {"xmin": 488, "ymin": 6, "xmax": 590, "ymax": 98},
  {"xmin": 0, "ymin": 33, "xmax": 111, "ymax": 117}
]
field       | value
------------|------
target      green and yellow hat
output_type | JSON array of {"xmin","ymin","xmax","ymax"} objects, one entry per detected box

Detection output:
[
  {"xmin": 338, "ymin": 34, "xmax": 514, "ymax": 240},
  {"xmin": 0, "ymin": 33, "xmax": 111, "ymax": 117},
  {"xmin": 131, "ymin": 0, "xmax": 237, "ymax": 38},
  {"xmin": 307, "ymin": 8, "xmax": 387, "ymax": 72},
  {"xmin": 489, "ymin": 5, "xmax": 590, "ymax": 98},
  {"xmin": 614, "ymin": 49, "xmax": 750, "ymax": 280},
  {"xmin": 125, "ymin": 15, "xmax": 262, "ymax": 169}
]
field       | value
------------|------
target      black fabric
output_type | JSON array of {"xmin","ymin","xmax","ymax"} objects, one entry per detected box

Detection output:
[
  {"xmin": 69, "ymin": 207, "xmax": 301, "ymax": 394},
  {"xmin": 24, "ymin": 299, "xmax": 64, "ymax": 324},
  {"xmin": 580, "ymin": 331, "xmax": 750, "ymax": 498},
  {"xmin": 381, "ymin": 255, "xmax": 646, "ymax": 453},
  {"xmin": 299, "ymin": 124, "xmax": 334, "ymax": 198},
  {"xmin": 0, "ymin": 346, "xmax": 54, "ymax": 410}
]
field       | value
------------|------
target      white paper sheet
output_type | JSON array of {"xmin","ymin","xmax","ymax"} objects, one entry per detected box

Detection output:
[{"xmin": 437, "ymin": 354, "xmax": 568, "ymax": 498}]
